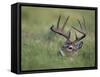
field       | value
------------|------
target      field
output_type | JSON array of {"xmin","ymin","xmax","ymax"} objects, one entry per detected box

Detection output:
[{"xmin": 21, "ymin": 6, "xmax": 95, "ymax": 71}]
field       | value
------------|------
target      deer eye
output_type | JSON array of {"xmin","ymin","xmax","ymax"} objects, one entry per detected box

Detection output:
[{"xmin": 63, "ymin": 44, "xmax": 69, "ymax": 48}]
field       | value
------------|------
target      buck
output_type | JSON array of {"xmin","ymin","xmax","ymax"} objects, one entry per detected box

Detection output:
[{"xmin": 50, "ymin": 15, "xmax": 86, "ymax": 56}]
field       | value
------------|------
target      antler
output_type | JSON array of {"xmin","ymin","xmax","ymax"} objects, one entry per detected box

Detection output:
[
  {"xmin": 50, "ymin": 15, "xmax": 70, "ymax": 40},
  {"xmin": 72, "ymin": 16, "xmax": 86, "ymax": 43}
]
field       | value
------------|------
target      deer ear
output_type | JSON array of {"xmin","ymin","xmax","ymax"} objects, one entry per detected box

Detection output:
[
  {"xmin": 79, "ymin": 41, "xmax": 83, "ymax": 49},
  {"xmin": 76, "ymin": 41, "xmax": 83, "ymax": 49}
]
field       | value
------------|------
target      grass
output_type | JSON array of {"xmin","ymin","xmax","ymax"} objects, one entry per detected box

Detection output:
[{"xmin": 21, "ymin": 6, "xmax": 96, "ymax": 70}]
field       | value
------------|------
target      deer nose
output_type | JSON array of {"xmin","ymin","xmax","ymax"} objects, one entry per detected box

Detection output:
[
  {"xmin": 69, "ymin": 45, "xmax": 73, "ymax": 49},
  {"xmin": 69, "ymin": 47, "xmax": 72, "ymax": 49}
]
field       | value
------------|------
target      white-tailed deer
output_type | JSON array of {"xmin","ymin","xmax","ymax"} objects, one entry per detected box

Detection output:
[{"xmin": 50, "ymin": 15, "xmax": 86, "ymax": 56}]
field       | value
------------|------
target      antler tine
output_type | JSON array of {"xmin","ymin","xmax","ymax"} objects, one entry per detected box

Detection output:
[
  {"xmin": 77, "ymin": 19, "xmax": 83, "ymax": 30},
  {"xmin": 61, "ymin": 16, "xmax": 70, "ymax": 31},
  {"xmin": 75, "ymin": 32, "xmax": 78, "ymax": 40},
  {"xmin": 82, "ymin": 16, "xmax": 86, "ymax": 31},
  {"xmin": 66, "ymin": 31, "xmax": 71, "ymax": 39},
  {"xmin": 57, "ymin": 15, "xmax": 61, "ymax": 29},
  {"xmin": 77, "ymin": 16, "xmax": 86, "ymax": 32}
]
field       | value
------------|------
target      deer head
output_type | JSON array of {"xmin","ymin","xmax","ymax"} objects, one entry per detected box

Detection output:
[{"xmin": 50, "ymin": 15, "xmax": 86, "ymax": 56}]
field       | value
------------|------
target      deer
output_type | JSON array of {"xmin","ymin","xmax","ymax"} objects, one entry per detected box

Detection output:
[{"xmin": 50, "ymin": 15, "xmax": 86, "ymax": 57}]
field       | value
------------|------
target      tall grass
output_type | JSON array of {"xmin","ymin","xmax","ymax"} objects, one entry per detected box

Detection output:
[{"xmin": 21, "ymin": 6, "xmax": 95, "ymax": 70}]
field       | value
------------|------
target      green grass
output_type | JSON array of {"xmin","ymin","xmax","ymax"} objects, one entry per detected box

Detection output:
[{"xmin": 21, "ymin": 6, "xmax": 96, "ymax": 70}]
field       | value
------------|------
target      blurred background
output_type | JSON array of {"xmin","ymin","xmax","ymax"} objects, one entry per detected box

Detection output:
[{"xmin": 21, "ymin": 6, "xmax": 95, "ymax": 71}]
